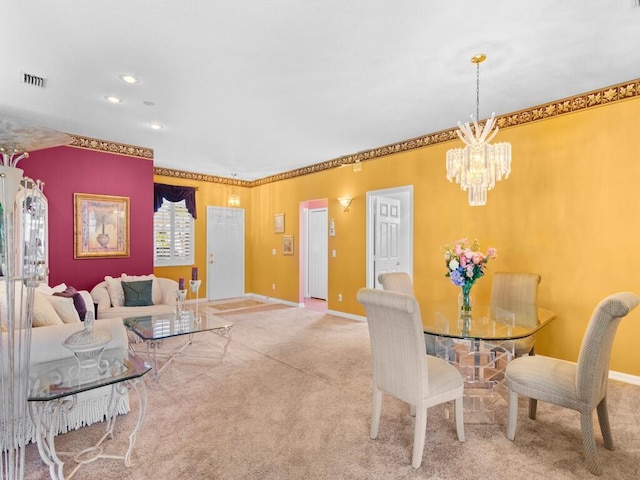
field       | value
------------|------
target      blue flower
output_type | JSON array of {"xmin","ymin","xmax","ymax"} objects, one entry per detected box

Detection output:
[{"xmin": 449, "ymin": 269, "xmax": 466, "ymax": 286}]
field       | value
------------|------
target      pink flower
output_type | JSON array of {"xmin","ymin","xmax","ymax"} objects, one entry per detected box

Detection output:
[
  {"xmin": 460, "ymin": 254, "xmax": 468, "ymax": 267},
  {"xmin": 487, "ymin": 247, "xmax": 497, "ymax": 259},
  {"xmin": 471, "ymin": 253, "xmax": 483, "ymax": 265}
]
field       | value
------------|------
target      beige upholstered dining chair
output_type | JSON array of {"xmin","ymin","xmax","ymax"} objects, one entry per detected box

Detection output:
[
  {"xmin": 505, "ymin": 292, "xmax": 640, "ymax": 476},
  {"xmin": 357, "ymin": 288, "xmax": 465, "ymax": 469},
  {"xmin": 377, "ymin": 272, "xmax": 414, "ymax": 296},
  {"xmin": 377, "ymin": 272, "xmax": 454, "ymax": 360},
  {"xmin": 490, "ymin": 272, "xmax": 541, "ymax": 357}
]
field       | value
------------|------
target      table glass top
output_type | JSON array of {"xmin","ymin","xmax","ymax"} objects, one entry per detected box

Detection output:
[
  {"xmin": 123, "ymin": 310, "xmax": 233, "ymax": 341},
  {"xmin": 28, "ymin": 349, "xmax": 150, "ymax": 402},
  {"xmin": 420, "ymin": 299, "xmax": 557, "ymax": 341}
]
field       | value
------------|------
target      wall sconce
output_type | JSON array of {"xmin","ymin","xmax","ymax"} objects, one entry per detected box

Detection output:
[
  {"xmin": 337, "ymin": 197, "xmax": 353, "ymax": 212},
  {"xmin": 228, "ymin": 193, "xmax": 240, "ymax": 207}
]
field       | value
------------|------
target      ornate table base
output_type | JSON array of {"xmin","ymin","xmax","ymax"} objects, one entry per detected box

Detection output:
[{"xmin": 28, "ymin": 378, "xmax": 147, "ymax": 480}]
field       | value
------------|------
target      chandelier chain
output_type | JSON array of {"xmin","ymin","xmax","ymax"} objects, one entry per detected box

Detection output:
[{"xmin": 476, "ymin": 61, "xmax": 480, "ymax": 121}]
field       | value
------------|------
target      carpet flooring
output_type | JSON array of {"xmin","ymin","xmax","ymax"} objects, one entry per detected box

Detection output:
[{"xmin": 22, "ymin": 304, "xmax": 640, "ymax": 479}]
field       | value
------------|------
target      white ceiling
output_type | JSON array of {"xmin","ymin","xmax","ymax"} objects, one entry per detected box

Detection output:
[{"xmin": 2, "ymin": 1, "xmax": 639, "ymax": 181}]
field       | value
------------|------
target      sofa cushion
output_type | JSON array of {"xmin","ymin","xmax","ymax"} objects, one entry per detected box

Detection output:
[
  {"xmin": 53, "ymin": 286, "xmax": 88, "ymax": 321},
  {"xmin": 122, "ymin": 280, "xmax": 153, "ymax": 307},
  {"xmin": 121, "ymin": 274, "xmax": 161, "ymax": 305},
  {"xmin": 46, "ymin": 295, "xmax": 81, "ymax": 324},
  {"xmin": 105, "ymin": 276, "xmax": 125, "ymax": 307},
  {"xmin": 33, "ymin": 293, "xmax": 64, "ymax": 327}
]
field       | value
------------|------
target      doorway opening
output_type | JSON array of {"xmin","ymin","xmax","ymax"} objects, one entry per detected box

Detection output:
[
  {"xmin": 366, "ymin": 186, "xmax": 413, "ymax": 289},
  {"xmin": 299, "ymin": 199, "xmax": 328, "ymax": 312}
]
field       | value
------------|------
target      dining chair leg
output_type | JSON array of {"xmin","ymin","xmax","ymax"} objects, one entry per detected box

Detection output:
[
  {"xmin": 454, "ymin": 397, "xmax": 465, "ymax": 442},
  {"xmin": 528, "ymin": 398, "xmax": 537, "ymax": 420},
  {"xmin": 596, "ymin": 396, "xmax": 614, "ymax": 450},
  {"xmin": 370, "ymin": 387, "xmax": 382, "ymax": 439},
  {"xmin": 506, "ymin": 388, "xmax": 518, "ymax": 440},
  {"xmin": 581, "ymin": 411, "xmax": 601, "ymax": 476},
  {"xmin": 409, "ymin": 404, "xmax": 416, "ymax": 417},
  {"xmin": 411, "ymin": 406, "xmax": 427, "ymax": 469}
]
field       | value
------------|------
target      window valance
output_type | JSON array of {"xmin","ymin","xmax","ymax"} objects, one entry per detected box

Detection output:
[{"xmin": 153, "ymin": 183, "xmax": 197, "ymax": 219}]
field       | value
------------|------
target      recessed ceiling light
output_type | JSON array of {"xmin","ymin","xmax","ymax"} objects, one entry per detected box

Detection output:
[
  {"xmin": 119, "ymin": 74, "xmax": 139, "ymax": 84},
  {"xmin": 149, "ymin": 123, "xmax": 163, "ymax": 130},
  {"xmin": 104, "ymin": 95, "xmax": 123, "ymax": 104}
]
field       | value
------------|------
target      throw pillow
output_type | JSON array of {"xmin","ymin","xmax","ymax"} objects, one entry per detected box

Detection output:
[
  {"xmin": 33, "ymin": 293, "xmax": 64, "ymax": 327},
  {"xmin": 105, "ymin": 276, "xmax": 125, "ymax": 307},
  {"xmin": 46, "ymin": 295, "xmax": 81, "ymax": 323},
  {"xmin": 121, "ymin": 274, "xmax": 160, "ymax": 305},
  {"xmin": 53, "ymin": 286, "xmax": 88, "ymax": 321},
  {"xmin": 122, "ymin": 280, "xmax": 153, "ymax": 307}
]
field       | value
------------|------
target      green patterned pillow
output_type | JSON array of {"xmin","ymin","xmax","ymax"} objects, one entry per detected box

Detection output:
[{"xmin": 122, "ymin": 280, "xmax": 153, "ymax": 307}]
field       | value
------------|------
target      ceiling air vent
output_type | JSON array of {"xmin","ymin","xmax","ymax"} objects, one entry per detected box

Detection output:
[{"xmin": 20, "ymin": 72, "xmax": 46, "ymax": 88}]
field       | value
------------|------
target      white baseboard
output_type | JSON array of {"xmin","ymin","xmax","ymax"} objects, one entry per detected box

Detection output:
[
  {"xmin": 609, "ymin": 370, "xmax": 640, "ymax": 386},
  {"xmin": 245, "ymin": 293, "xmax": 300, "ymax": 308},
  {"xmin": 326, "ymin": 309, "xmax": 366, "ymax": 322}
]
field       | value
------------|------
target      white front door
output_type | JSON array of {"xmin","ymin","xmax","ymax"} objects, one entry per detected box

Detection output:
[
  {"xmin": 308, "ymin": 208, "xmax": 328, "ymax": 299},
  {"xmin": 206, "ymin": 206, "xmax": 245, "ymax": 300},
  {"xmin": 374, "ymin": 197, "xmax": 401, "ymax": 288}
]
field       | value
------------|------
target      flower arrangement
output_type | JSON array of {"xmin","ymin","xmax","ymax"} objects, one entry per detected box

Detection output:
[{"xmin": 442, "ymin": 238, "xmax": 497, "ymax": 290}]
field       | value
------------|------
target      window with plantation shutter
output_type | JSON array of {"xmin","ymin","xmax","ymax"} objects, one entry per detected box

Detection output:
[{"xmin": 154, "ymin": 199, "xmax": 194, "ymax": 266}]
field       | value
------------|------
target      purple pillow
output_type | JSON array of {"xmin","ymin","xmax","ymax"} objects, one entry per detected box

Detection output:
[{"xmin": 53, "ymin": 286, "xmax": 88, "ymax": 321}]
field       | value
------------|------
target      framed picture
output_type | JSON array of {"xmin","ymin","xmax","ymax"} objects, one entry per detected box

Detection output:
[
  {"xmin": 274, "ymin": 213, "xmax": 285, "ymax": 233},
  {"xmin": 74, "ymin": 193, "xmax": 130, "ymax": 258},
  {"xmin": 282, "ymin": 235, "xmax": 294, "ymax": 255}
]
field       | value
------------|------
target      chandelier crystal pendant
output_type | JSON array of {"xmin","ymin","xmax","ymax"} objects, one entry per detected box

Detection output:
[{"xmin": 446, "ymin": 54, "xmax": 511, "ymax": 206}]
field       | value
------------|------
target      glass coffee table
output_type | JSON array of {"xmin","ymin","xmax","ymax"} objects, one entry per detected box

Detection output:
[
  {"xmin": 123, "ymin": 310, "xmax": 233, "ymax": 380},
  {"xmin": 28, "ymin": 349, "xmax": 151, "ymax": 480}
]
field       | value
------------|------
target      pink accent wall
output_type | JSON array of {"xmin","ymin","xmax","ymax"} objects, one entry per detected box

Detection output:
[{"xmin": 21, "ymin": 145, "xmax": 154, "ymax": 291}]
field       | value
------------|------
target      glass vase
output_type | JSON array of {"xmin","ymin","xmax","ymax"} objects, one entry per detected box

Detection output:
[
  {"xmin": 176, "ymin": 289, "xmax": 187, "ymax": 319},
  {"xmin": 458, "ymin": 283, "xmax": 473, "ymax": 315}
]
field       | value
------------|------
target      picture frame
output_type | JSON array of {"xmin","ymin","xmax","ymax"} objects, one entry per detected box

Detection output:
[
  {"xmin": 274, "ymin": 213, "xmax": 285, "ymax": 233},
  {"xmin": 282, "ymin": 235, "xmax": 294, "ymax": 255},
  {"xmin": 74, "ymin": 193, "xmax": 130, "ymax": 258}
]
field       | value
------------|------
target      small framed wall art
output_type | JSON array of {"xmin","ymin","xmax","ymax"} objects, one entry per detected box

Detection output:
[
  {"xmin": 274, "ymin": 213, "xmax": 285, "ymax": 233},
  {"xmin": 74, "ymin": 193, "xmax": 130, "ymax": 258},
  {"xmin": 282, "ymin": 235, "xmax": 294, "ymax": 255}
]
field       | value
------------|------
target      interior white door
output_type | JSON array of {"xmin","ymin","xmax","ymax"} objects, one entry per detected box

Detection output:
[
  {"xmin": 206, "ymin": 206, "xmax": 245, "ymax": 300},
  {"xmin": 374, "ymin": 197, "xmax": 401, "ymax": 288},
  {"xmin": 308, "ymin": 208, "xmax": 328, "ymax": 299}
]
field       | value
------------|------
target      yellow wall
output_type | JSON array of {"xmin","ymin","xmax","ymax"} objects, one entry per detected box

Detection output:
[
  {"xmin": 157, "ymin": 94, "xmax": 640, "ymax": 376},
  {"xmin": 247, "ymin": 96, "xmax": 640, "ymax": 375}
]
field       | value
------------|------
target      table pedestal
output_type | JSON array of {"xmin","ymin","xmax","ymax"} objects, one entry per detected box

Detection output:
[
  {"xmin": 28, "ymin": 378, "xmax": 148, "ymax": 480},
  {"xmin": 436, "ymin": 336, "xmax": 514, "ymax": 423}
]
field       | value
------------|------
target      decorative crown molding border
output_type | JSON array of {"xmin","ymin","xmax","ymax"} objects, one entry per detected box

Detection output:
[
  {"xmin": 68, "ymin": 134, "xmax": 154, "ymax": 159},
  {"xmin": 154, "ymin": 167, "xmax": 251, "ymax": 187},
  {"xmin": 154, "ymin": 77, "xmax": 637, "ymax": 187}
]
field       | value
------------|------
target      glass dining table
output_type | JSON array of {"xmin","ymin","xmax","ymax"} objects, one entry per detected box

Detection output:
[{"xmin": 420, "ymin": 298, "xmax": 557, "ymax": 423}]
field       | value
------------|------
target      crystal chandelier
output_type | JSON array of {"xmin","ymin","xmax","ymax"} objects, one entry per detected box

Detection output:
[{"xmin": 445, "ymin": 54, "xmax": 511, "ymax": 206}]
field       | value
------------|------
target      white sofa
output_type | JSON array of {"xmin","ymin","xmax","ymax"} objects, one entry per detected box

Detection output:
[
  {"xmin": 1, "ymin": 285, "xmax": 130, "ymax": 446},
  {"xmin": 91, "ymin": 274, "xmax": 178, "ymax": 319}
]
